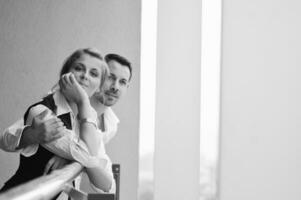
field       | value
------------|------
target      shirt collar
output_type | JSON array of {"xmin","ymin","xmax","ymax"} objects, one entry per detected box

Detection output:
[
  {"xmin": 104, "ymin": 107, "xmax": 119, "ymax": 124},
  {"xmin": 52, "ymin": 90, "xmax": 73, "ymax": 116}
]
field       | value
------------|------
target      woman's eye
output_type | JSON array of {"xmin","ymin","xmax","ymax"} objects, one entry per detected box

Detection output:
[
  {"xmin": 74, "ymin": 65, "xmax": 82, "ymax": 71},
  {"xmin": 90, "ymin": 71, "xmax": 99, "ymax": 77}
]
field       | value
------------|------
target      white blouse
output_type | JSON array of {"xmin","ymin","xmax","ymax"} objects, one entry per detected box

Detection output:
[{"xmin": 0, "ymin": 90, "xmax": 119, "ymax": 194}]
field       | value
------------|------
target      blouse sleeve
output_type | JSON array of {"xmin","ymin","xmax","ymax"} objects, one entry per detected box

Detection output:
[
  {"xmin": 29, "ymin": 104, "xmax": 116, "ymax": 193},
  {"xmin": 85, "ymin": 135, "xmax": 116, "ymax": 193},
  {"xmin": 0, "ymin": 119, "xmax": 30, "ymax": 153},
  {"xmin": 25, "ymin": 105, "xmax": 111, "ymax": 168}
]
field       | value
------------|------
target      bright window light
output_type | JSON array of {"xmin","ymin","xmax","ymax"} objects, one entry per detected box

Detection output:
[
  {"xmin": 200, "ymin": 0, "xmax": 222, "ymax": 199},
  {"xmin": 138, "ymin": 0, "xmax": 158, "ymax": 200}
]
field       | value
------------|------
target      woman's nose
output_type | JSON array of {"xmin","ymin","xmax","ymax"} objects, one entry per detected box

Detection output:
[{"xmin": 80, "ymin": 71, "xmax": 88, "ymax": 80}]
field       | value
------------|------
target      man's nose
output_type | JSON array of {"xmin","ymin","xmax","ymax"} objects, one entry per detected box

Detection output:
[{"xmin": 110, "ymin": 81, "xmax": 119, "ymax": 91}]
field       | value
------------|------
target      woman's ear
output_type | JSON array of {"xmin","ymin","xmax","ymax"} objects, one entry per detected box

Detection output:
[{"xmin": 95, "ymin": 87, "xmax": 101, "ymax": 93}]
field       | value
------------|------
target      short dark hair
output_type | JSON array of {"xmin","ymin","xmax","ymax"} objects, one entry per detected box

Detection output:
[{"xmin": 105, "ymin": 53, "xmax": 132, "ymax": 81}]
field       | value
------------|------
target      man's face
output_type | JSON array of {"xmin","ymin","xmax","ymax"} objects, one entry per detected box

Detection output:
[{"xmin": 100, "ymin": 60, "xmax": 131, "ymax": 106}]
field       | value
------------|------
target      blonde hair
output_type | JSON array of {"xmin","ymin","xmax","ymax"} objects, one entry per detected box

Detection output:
[{"xmin": 60, "ymin": 48, "xmax": 109, "ymax": 90}]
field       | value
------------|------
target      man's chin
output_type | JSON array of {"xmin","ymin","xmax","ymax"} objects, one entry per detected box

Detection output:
[
  {"xmin": 103, "ymin": 98, "xmax": 117, "ymax": 106},
  {"xmin": 104, "ymin": 101, "xmax": 115, "ymax": 106}
]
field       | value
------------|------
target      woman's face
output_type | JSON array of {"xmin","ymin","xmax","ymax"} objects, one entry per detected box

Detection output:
[{"xmin": 68, "ymin": 54, "xmax": 103, "ymax": 97}]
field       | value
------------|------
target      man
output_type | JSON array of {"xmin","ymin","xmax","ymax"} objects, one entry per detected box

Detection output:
[
  {"xmin": 92, "ymin": 53, "xmax": 132, "ymax": 143},
  {"xmin": 0, "ymin": 53, "xmax": 132, "ymax": 191}
]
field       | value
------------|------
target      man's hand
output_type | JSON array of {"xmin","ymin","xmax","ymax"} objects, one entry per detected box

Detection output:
[
  {"xmin": 30, "ymin": 109, "xmax": 65, "ymax": 143},
  {"xmin": 18, "ymin": 110, "xmax": 65, "ymax": 148},
  {"xmin": 44, "ymin": 155, "xmax": 70, "ymax": 174}
]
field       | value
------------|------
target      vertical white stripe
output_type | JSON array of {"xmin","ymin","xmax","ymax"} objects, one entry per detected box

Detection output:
[
  {"xmin": 200, "ymin": 0, "xmax": 222, "ymax": 199},
  {"xmin": 138, "ymin": 0, "xmax": 158, "ymax": 200}
]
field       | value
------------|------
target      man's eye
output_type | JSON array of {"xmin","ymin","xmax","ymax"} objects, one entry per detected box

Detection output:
[{"xmin": 120, "ymin": 80, "xmax": 127, "ymax": 85}]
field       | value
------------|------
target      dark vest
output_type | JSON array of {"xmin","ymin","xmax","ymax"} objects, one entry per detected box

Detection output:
[{"xmin": 0, "ymin": 94, "xmax": 72, "ymax": 192}]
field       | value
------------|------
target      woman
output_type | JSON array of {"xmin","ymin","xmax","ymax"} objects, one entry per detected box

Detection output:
[{"xmin": 0, "ymin": 48, "xmax": 115, "ymax": 195}]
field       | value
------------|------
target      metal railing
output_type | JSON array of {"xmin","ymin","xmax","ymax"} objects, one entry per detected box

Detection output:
[{"xmin": 0, "ymin": 162, "xmax": 83, "ymax": 200}]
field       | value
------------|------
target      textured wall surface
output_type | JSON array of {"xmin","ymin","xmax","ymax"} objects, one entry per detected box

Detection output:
[
  {"xmin": 154, "ymin": 0, "xmax": 202, "ymax": 199},
  {"xmin": 219, "ymin": 0, "xmax": 301, "ymax": 199}
]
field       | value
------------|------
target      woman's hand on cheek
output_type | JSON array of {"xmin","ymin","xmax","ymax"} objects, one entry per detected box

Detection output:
[{"xmin": 59, "ymin": 73, "xmax": 89, "ymax": 105}]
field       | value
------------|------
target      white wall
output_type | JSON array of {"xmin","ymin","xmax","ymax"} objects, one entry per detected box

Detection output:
[
  {"xmin": 0, "ymin": 1, "xmax": 140, "ymax": 200},
  {"xmin": 154, "ymin": 0, "xmax": 202, "ymax": 200},
  {"xmin": 219, "ymin": 0, "xmax": 301, "ymax": 199}
]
